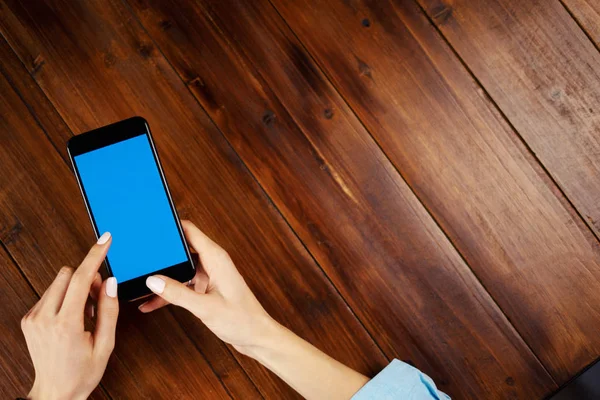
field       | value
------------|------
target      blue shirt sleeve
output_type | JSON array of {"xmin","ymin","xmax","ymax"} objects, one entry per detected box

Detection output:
[{"xmin": 352, "ymin": 359, "xmax": 450, "ymax": 400}]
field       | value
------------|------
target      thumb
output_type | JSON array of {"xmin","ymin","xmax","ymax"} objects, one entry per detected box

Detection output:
[
  {"xmin": 146, "ymin": 275, "xmax": 203, "ymax": 313},
  {"xmin": 94, "ymin": 277, "xmax": 119, "ymax": 358}
]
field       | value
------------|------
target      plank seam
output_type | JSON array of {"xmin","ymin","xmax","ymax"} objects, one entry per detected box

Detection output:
[
  {"xmin": 0, "ymin": 36, "xmax": 68, "ymax": 166},
  {"xmin": 0, "ymin": 242, "xmax": 41, "ymax": 311},
  {"xmin": 115, "ymin": 1, "xmax": 269, "ymax": 397},
  {"xmin": 558, "ymin": 0, "xmax": 600, "ymax": 59},
  {"xmin": 0, "ymin": 30, "xmax": 227, "ymax": 400},
  {"xmin": 417, "ymin": 0, "xmax": 600, "ymax": 384},
  {"xmin": 0, "ymin": 37, "xmax": 116, "ymax": 400},
  {"xmin": 411, "ymin": 0, "xmax": 600, "ymax": 383},
  {"xmin": 120, "ymin": 0, "xmax": 392, "ymax": 381},
  {"xmin": 266, "ymin": 0, "xmax": 559, "ymax": 389},
  {"xmin": 192, "ymin": 0, "xmax": 393, "ymax": 365},
  {"xmin": 121, "ymin": 0, "xmax": 390, "ymax": 384},
  {"xmin": 0, "ymin": 240, "xmax": 115, "ymax": 400}
]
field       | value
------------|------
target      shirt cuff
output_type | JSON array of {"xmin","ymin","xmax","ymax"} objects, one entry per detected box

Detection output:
[{"xmin": 352, "ymin": 359, "xmax": 450, "ymax": 399}]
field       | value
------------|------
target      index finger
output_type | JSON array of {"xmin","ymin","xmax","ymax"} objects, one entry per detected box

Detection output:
[{"xmin": 59, "ymin": 232, "xmax": 112, "ymax": 319}]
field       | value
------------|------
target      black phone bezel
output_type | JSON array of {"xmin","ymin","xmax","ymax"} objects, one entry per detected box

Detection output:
[{"xmin": 67, "ymin": 116, "xmax": 195, "ymax": 301}]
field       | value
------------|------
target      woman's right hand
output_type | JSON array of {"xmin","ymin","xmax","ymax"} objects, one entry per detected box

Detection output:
[
  {"xmin": 140, "ymin": 220, "xmax": 371, "ymax": 400},
  {"xmin": 138, "ymin": 220, "xmax": 278, "ymax": 355}
]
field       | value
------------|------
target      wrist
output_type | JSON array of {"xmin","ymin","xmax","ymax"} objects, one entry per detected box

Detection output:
[
  {"xmin": 28, "ymin": 383, "xmax": 89, "ymax": 400},
  {"xmin": 236, "ymin": 316, "xmax": 288, "ymax": 359}
]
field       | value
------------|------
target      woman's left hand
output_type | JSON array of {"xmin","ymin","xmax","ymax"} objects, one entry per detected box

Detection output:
[{"xmin": 21, "ymin": 232, "xmax": 119, "ymax": 400}]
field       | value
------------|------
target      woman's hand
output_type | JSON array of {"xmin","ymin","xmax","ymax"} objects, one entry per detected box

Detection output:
[
  {"xmin": 140, "ymin": 221, "xmax": 370, "ymax": 400},
  {"xmin": 22, "ymin": 233, "xmax": 119, "ymax": 400},
  {"xmin": 138, "ymin": 220, "xmax": 277, "ymax": 354}
]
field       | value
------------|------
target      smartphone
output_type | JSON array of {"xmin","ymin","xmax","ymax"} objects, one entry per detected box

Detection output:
[{"xmin": 67, "ymin": 117, "xmax": 195, "ymax": 301}]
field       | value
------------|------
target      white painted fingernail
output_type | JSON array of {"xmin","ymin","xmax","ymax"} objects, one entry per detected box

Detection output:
[
  {"xmin": 97, "ymin": 232, "xmax": 111, "ymax": 245},
  {"xmin": 106, "ymin": 277, "xmax": 118, "ymax": 298},
  {"xmin": 146, "ymin": 276, "xmax": 165, "ymax": 294}
]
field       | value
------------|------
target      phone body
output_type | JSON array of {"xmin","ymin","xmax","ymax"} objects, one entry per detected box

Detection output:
[{"xmin": 67, "ymin": 117, "xmax": 195, "ymax": 301}]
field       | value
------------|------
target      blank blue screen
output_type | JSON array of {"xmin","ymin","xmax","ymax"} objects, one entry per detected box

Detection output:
[{"xmin": 74, "ymin": 134, "xmax": 187, "ymax": 282}]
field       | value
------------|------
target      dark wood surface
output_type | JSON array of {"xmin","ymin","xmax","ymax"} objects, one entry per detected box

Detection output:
[
  {"xmin": 0, "ymin": 244, "xmax": 111, "ymax": 400},
  {"xmin": 563, "ymin": 0, "xmax": 600, "ymax": 46},
  {"xmin": 412, "ymin": 0, "xmax": 600, "ymax": 382},
  {"xmin": 271, "ymin": 0, "xmax": 600, "ymax": 387},
  {"xmin": 125, "ymin": 0, "xmax": 554, "ymax": 398},
  {"xmin": 0, "ymin": 0, "xmax": 598, "ymax": 398}
]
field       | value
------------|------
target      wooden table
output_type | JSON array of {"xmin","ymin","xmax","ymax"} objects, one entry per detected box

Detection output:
[{"xmin": 1, "ymin": 0, "xmax": 600, "ymax": 398}]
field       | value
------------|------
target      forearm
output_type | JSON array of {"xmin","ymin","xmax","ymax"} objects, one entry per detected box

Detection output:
[{"xmin": 243, "ymin": 319, "xmax": 370, "ymax": 400}]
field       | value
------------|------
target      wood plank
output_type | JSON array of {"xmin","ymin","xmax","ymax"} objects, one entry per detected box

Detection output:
[
  {"xmin": 0, "ymin": 38, "xmax": 236, "ymax": 400},
  {"xmin": 0, "ymin": 245, "xmax": 109, "ymax": 399},
  {"xmin": 562, "ymin": 0, "xmax": 600, "ymax": 47},
  {"xmin": 0, "ymin": 1, "xmax": 387, "ymax": 398},
  {"xmin": 414, "ymin": 0, "xmax": 600, "ymax": 378},
  {"xmin": 125, "ymin": 0, "xmax": 557, "ymax": 397},
  {"xmin": 0, "ymin": 40, "xmax": 72, "ymax": 164},
  {"xmin": 416, "ymin": 0, "xmax": 600, "ymax": 243},
  {"xmin": 269, "ymin": 0, "xmax": 600, "ymax": 384},
  {"xmin": 0, "ymin": 34, "xmax": 260, "ymax": 400},
  {"xmin": 0, "ymin": 245, "xmax": 36, "ymax": 398}
]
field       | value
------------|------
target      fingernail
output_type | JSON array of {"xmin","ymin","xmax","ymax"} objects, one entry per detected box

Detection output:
[
  {"xmin": 146, "ymin": 276, "xmax": 165, "ymax": 294},
  {"xmin": 106, "ymin": 277, "xmax": 118, "ymax": 298},
  {"xmin": 138, "ymin": 301, "xmax": 148, "ymax": 311},
  {"xmin": 97, "ymin": 232, "xmax": 111, "ymax": 245}
]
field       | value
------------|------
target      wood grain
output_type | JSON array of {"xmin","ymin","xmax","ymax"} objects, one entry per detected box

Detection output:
[
  {"xmin": 0, "ymin": 34, "xmax": 261, "ymax": 400},
  {"xmin": 0, "ymin": 67, "xmax": 110, "ymax": 400},
  {"xmin": 0, "ymin": 246, "xmax": 35, "ymax": 398},
  {"xmin": 417, "ymin": 0, "xmax": 600, "ymax": 242},
  {"xmin": 0, "ymin": 246, "xmax": 36, "ymax": 398},
  {"xmin": 0, "ymin": 246, "xmax": 110, "ymax": 399},
  {"xmin": 0, "ymin": 36, "xmax": 233, "ymax": 400},
  {"xmin": 270, "ymin": 0, "xmax": 600, "ymax": 385},
  {"xmin": 125, "ymin": 0, "xmax": 557, "ymax": 397},
  {"xmin": 562, "ymin": 0, "xmax": 600, "ymax": 46},
  {"xmin": 0, "ymin": 0, "xmax": 388, "ymax": 398}
]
